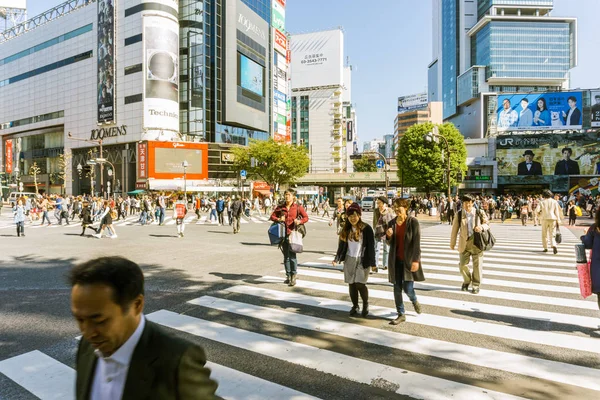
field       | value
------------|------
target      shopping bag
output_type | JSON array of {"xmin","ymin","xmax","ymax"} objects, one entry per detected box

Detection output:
[
  {"xmin": 575, "ymin": 206, "xmax": 583, "ymax": 217},
  {"xmin": 289, "ymin": 229, "xmax": 304, "ymax": 253},
  {"xmin": 555, "ymin": 223, "xmax": 562, "ymax": 244},
  {"xmin": 577, "ymin": 260, "xmax": 593, "ymax": 299},
  {"xmin": 268, "ymin": 223, "xmax": 285, "ymax": 245}
]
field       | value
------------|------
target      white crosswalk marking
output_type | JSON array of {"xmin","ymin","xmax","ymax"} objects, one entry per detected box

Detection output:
[{"xmin": 2, "ymin": 223, "xmax": 598, "ymax": 399}]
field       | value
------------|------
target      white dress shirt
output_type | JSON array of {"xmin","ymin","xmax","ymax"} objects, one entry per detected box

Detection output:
[
  {"xmin": 91, "ymin": 315, "xmax": 146, "ymax": 400},
  {"xmin": 466, "ymin": 208, "xmax": 476, "ymax": 238}
]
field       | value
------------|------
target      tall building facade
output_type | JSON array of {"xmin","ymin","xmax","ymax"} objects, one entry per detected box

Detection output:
[
  {"xmin": 0, "ymin": 0, "xmax": 279, "ymax": 195},
  {"xmin": 429, "ymin": 0, "xmax": 577, "ymax": 138},
  {"xmin": 290, "ymin": 28, "xmax": 356, "ymax": 173}
]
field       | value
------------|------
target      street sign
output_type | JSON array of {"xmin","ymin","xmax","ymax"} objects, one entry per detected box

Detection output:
[
  {"xmin": 240, "ymin": 170, "xmax": 247, "ymax": 180},
  {"xmin": 376, "ymin": 160, "xmax": 385, "ymax": 169}
]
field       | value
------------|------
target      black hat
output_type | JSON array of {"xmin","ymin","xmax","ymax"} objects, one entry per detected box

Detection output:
[
  {"xmin": 523, "ymin": 150, "xmax": 535, "ymax": 157},
  {"xmin": 377, "ymin": 196, "xmax": 388, "ymax": 204},
  {"xmin": 346, "ymin": 202, "xmax": 362, "ymax": 216}
]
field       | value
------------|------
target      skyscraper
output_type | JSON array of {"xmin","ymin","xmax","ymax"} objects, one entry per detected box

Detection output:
[{"xmin": 429, "ymin": 0, "xmax": 577, "ymax": 138}]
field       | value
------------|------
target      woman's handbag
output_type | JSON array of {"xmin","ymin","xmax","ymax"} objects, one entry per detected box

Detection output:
[
  {"xmin": 268, "ymin": 223, "xmax": 285, "ymax": 245},
  {"xmin": 289, "ymin": 229, "xmax": 304, "ymax": 253},
  {"xmin": 576, "ymin": 250, "xmax": 593, "ymax": 299},
  {"xmin": 555, "ymin": 222, "xmax": 562, "ymax": 244}
]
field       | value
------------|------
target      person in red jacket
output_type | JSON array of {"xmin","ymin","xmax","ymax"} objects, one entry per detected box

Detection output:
[{"xmin": 270, "ymin": 189, "xmax": 309, "ymax": 286}]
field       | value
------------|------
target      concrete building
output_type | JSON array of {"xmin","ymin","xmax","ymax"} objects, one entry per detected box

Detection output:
[
  {"xmin": 0, "ymin": 0, "xmax": 280, "ymax": 195},
  {"xmin": 290, "ymin": 28, "xmax": 356, "ymax": 173},
  {"xmin": 393, "ymin": 101, "xmax": 443, "ymax": 153}
]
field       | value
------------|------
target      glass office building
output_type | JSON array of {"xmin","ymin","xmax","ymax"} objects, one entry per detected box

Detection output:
[
  {"xmin": 441, "ymin": 0, "xmax": 459, "ymax": 119},
  {"xmin": 471, "ymin": 21, "xmax": 573, "ymax": 80},
  {"xmin": 478, "ymin": 0, "xmax": 554, "ymax": 19}
]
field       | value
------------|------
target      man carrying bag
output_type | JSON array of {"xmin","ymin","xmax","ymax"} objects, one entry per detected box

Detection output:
[{"xmin": 450, "ymin": 194, "xmax": 490, "ymax": 294}]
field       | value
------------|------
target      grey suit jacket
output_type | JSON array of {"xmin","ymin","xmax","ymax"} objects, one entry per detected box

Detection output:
[{"xmin": 76, "ymin": 320, "xmax": 221, "ymax": 400}]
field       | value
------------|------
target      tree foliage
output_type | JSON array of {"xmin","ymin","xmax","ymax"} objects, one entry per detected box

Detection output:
[
  {"xmin": 57, "ymin": 152, "xmax": 72, "ymax": 195},
  {"xmin": 29, "ymin": 162, "xmax": 41, "ymax": 195},
  {"xmin": 352, "ymin": 157, "xmax": 377, "ymax": 172},
  {"xmin": 231, "ymin": 139, "xmax": 310, "ymax": 191},
  {"xmin": 396, "ymin": 123, "xmax": 467, "ymax": 193}
]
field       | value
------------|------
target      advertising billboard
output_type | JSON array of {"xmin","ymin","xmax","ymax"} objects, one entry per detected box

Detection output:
[
  {"xmin": 272, "ymin": 1, "xmax": 285, "ymax": 32},
  {"xmin": 238, "ymin": 53, "xmax": 264, "ymax": 97},
  {"xmin": 147, "ymin": 141, "xmax": 208, "ymax": 180},
  {"xmin": 5, "ymin": 139, "xmax": 13, "ymax": 174},
  {"xmin": 190, "ymin": 38, "xmax": 204, "ymax": 108},
  {"xmin": 591, "ymin": 90, "xmax": 600, "ymax": 128},
  {"xmin": 496, "ymin": 132, "xmax": 600, "ymax": 176},
  {"xmin": 143, "ymin": 16, "xmax": 179, "ymax": 139},
  {"xmin": 274, "ymin": 28, "xmax": 287, "ymax": 55},
  {"xmin": 569, "ymin": 176, "xmax": 600, "ymax": 198},
  {"xmin": 97, "ymin": 0, "xmax": 115, "ymax": 124},
  {"xmin": 137, "ymin": 142, "xmax": 147, "ymax": 180},
  {"xmin": 290, "ymin": 29, "xmax": 343, "ymax": 89},
  {"xmin": 397, "ymin": 92, "xmax": 428, "ymax": 114},
  {"xmin": 496, "ymin": 91, "xmax": 583, "ymax": 132}
]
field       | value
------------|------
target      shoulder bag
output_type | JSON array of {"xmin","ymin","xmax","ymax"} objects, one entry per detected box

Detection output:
[
  {"xmin": 473, "ymin": 211, "xmax": 496, "ymax": 251},
  {"xmin": 555, "ymin": 222, "xmax": 562, "ymax": 244},
  {"xmin": 289, "ymin": 229, "xmax": 304, "ymax": 253}
]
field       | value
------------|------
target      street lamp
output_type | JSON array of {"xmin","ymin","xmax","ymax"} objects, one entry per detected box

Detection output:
[
  {"xmin": 423, "ymin": 126, "xmax": 451, "ymax": 200},
  {"xmin": 182, "ymin": 160, "xmax": 188, "ymax": 203},
  {"xmin": 107, "ymin": 168, "xmax": 113, "ymax": 199}
]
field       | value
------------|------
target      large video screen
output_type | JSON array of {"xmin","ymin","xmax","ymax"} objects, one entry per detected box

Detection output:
[
  {"xmin": 154, "ymin": 148, "xmax": 204, "ymax": 174},
  {"xmin": 238, "ymin": 53, "xmax": 264, "ymax": 97},
  {"xmin": 496, "ymin": 132, "xmax": 600, "ymax": 176},
  {"xmin": 496, "ymin": 91, "xmax": 583, "ymax": 132}
]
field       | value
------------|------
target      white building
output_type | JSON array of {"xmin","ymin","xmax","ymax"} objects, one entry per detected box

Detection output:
[{"xmin": 290, "ymin": 28, "xmax": 356, "ymax": 173}]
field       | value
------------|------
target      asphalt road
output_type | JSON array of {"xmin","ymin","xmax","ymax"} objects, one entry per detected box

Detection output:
[{"xmin": 0, "ymin": 210, "xmax": 599, "ymax": 400}]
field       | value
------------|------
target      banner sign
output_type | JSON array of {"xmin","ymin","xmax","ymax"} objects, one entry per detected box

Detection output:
[
  {"xmin": 143, "ymin": 16, "xmax": 180, "ymax": 137},
  {"xmin": 591, "ymin": 90, "xmax": 600, "ymax": 128},
  {"xmin": 496, "ymin": 132, "xmax": 600, "ymax": 176},
  {"xmin": 138, "ymin": 142, "xmax": 147, "ymax": 179},
  {"xmin": 274, "ymin": 28, "xmax": 287, "ymax": 55},
  {"xmin": 272, "ymin": 7, "xmax": 285, "ymax": 32},
  {"xmin": 97, "ymin": 0, "xmax": 116, "ymax": 123},
  {"xmin": 5, "ymin": 139, "xmax": 13, "ymax": 174},
  {"xmin": 347, "ymin": 121, "xmax": 353, "ymax": 141},
  {"xmin": 496, "ymin": 91, "xmax": 583, "ymax": 132}
]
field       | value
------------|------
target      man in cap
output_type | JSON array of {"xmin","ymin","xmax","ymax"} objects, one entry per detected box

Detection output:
[{"xmin": 517, "ymin": 150, "xmax": 543, "ymax": 175}]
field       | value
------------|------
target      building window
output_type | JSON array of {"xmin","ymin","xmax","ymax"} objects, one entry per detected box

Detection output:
[
  {"xmin": 124, "ymin": 34, "xmax": 143, "ymax": 46},
  {"xmin": 0, "ymin": 111, "xmax": 64, "ymax": 131},
  {"xmin": 124, "ymin": 64, "xmax": 143, "ymax": 75},
  {"xmin": 124, "ymin": 94, "xmax": 143, "ymax": 104}
]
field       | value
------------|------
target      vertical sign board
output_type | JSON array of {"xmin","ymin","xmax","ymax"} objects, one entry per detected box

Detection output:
[
  {"xmin": 347, "ymin": 121, "xmax": 353, "ymax": 141},
  {"xmin": 138, "ymin": 142, "xmax": 147, "ymax": 180},
  {"xmin": 143, "ymin": 16, "xmax": 180, "ymax": 140},
  {"xmin": 5, "ymin": 139, "xmax": 13, "ymax": 174},
  {"xmin": 97, "ymin": 0, "xmax": 116, "ymax": 124}
]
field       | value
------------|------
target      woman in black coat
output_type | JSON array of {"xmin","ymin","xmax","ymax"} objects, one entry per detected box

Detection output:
[
  {"xmin": 580, "ymin": 208, "xmax": 600, "ymax": 309},
  {"xmin": 333, "ymin": 203, "xmax": 376, "ymax": 317},
  {"xmin": 386, "ymin": 198, "xmax": 425, "ymax": 325}
]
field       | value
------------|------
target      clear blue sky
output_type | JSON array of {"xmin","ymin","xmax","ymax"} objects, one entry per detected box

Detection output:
[{"xmin": 25, "ymin": 0, "xmax": 600, "ymax": 145}]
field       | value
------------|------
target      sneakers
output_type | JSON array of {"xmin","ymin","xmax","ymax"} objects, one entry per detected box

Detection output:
[
  {"xmin": 93, "ymin": 233, "xmax": 102, "ymax": 239},
  {"xmin": 110, "ymin": 234, "xmax": 118, "ymax": 239},
  {"xmin": 412, "ymin": 301, "xmax": 422, "ymax": 314},
  {"xmin": 390, "ymin": 314, "xmax": 406, "ymax": 325},
  {"xmin": 349, "ymin": 305, "xmax": 360, "ymax": 316}
]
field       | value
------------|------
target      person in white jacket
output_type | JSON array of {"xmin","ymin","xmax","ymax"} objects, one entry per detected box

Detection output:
[
  {"xmin": 535, "ymin": 189, "xmax": 562, "ymax": 254},
  {"xmin": 173, "ymin": 194, "xmax": 187, "ymax": 238}
]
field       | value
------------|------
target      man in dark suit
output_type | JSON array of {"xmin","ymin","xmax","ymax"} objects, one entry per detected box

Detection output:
[
  {"xmin": 554, "ymin": 147, "xmax": 580, "ymax": 175},
  {"xmin": 70, "ymin": 256, "xmax": 220, "ymax": 400},
  {"xmin": 517, "ymin": 150, "xmax": 543, "ymax": 175},
  {"xmin": 561, "ymin": 96, "xmax": 582, "ymax": 126}
]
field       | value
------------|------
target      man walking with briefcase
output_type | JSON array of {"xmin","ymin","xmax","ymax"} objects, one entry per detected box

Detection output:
[
  {"xmin": 450, "ymin": 194, "xmax": 490, "ymax": 294},
  {"xmin": 535, "ymin": 189, "xmax": 563, "ymax": 254}
]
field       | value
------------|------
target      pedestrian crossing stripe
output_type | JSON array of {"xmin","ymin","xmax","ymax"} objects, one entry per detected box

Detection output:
[
  {"xmin": 0, "ymin": 350, "xmax": 318, "ymax": 400},
  {"xmin": 270, "ymin": 272, "xmax": 599, "ymax": 354},
  {"xmin": 214, "ymin": 287, "xmax": 600, "ymax": 392},
  {"xmin": 147, "ymin": 310, "xmax": 522, "ymax": 400}
]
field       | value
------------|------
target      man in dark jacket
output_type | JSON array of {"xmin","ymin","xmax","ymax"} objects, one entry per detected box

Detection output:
[
  {"xmin": 554, "ymin": 147, "xmax": 580, "ymax": 175},
  {"xmin": 230, "ymin": 196, "xmax": 243, "ymax": 234},
  {"xmin": 70, "ymin": 257, "xmax": 220, "ymax": 400},
  {"xmin": 517, "ymin": 150, "xmax": 543, "ymax": 175}
]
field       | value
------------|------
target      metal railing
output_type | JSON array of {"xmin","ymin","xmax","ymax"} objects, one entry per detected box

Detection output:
[{"xmin": 1, "ymin": 0, "xmax": 96, "ymax": 43}]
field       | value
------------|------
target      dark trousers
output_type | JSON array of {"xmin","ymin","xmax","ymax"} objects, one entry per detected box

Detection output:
[
  {"xmin": 16, "ymin": 221, "xmax": 24, "ymax": 236},
  {"xmin": 218, "ymin": 211, "xmax": 224, "ymax": 225},
  {"xmin": 281, "ymin": 238, "xmax": 298, "ymax": 276},
  {"xmin": 41, "ymin": 211, "xmax": 51, "ymax": 225},
  {"xmin": 393, "ymin": 260, "xmax": 417, "ymax": 315}
]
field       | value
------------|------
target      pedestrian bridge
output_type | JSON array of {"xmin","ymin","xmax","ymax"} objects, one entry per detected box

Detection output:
[{"xmin": 296, "ymin": 172, "xmax": 400, "ymax": 187}]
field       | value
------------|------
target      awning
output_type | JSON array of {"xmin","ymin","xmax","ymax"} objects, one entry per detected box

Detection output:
[
  {"xmin": 127, "ymin": 189, "xmax": 146, "ymax": 195},
  {"xmin": 254, "ymin": 189, "xmax": 271, "ymax": 196}
]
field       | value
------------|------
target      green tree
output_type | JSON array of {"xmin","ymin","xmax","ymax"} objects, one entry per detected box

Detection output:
[
  {"xmin": 397, "ymin": 122, "xmax": 467, "ymax": 194},
  {"xmin": 231, "ymin": 139, "xmax": 310, "ymax": 191},
  {"xmin": 352, "ymin": 157, "xmax": 377, "ymax": 172},
  {"xmin": 29, "ymin": 162, "xmax": 41, "ymax": 195}
]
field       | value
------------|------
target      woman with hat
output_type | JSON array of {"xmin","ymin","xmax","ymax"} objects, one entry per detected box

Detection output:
[
  {"xmin": 333, "ymin": 203, "xmax": 376, "ymax": 318},
  {"xmin": 385, "ymin": 198, "xmax": 425, "ymax": 324}
]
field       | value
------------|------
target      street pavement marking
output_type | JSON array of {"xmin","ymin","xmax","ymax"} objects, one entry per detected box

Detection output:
[
  {"xmin": 419, "ymin": 248, "xmax": 578, "ymax": 268},
  {"xmin": 416, "ymin": 263, "xmax": 580, "ymax": 283},
  {"xmin": 296, "ymin": 265, "xmax": 581, "ymax": 295},
  {"xmin": 421, "ymin": 238, "xmax": 581, "ymax": 251},
  {"xmin": 0, "ymin": 350, "xmax": 75, "ymax": 400},
  {"xmin": 0, "ymin": 350, "xmax": 320, "ymax": 400},
  {"xmin": 207, "ymin": 290, "xmax": 600, "ymax": 392},
  {"xmin": 147, "ymin": 310, "xmax": 525, "ymax": 400},
  {"xmin": 264, "ymin": 275, "xmax": 600, "ymax": 354}
]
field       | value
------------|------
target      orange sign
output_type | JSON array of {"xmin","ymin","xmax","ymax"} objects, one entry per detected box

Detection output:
[
  {"xmin": 5, "ymin": 139, "xmax": 13, "ymax": 174},
  {"xmin": 253, "ymin": 181, "xmax": 271, "ymax": 191},
  {"xmin": 146, "ymin": 141, "xmax": 209, "ymax": 180}
]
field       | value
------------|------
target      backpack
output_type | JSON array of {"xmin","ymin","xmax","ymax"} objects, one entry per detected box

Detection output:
[{"xmin": 176, "ymin": 203, "xmax": 186, "ymax": 219}]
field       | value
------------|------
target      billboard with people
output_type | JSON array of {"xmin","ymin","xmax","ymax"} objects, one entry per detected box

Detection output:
[
  {"xmin": 496, "ymin": 132, "xmax": 600, "ymax": 176},
  {"xmin": 496, "ymin": 91, "xmax": 583, "ymax": 132}
]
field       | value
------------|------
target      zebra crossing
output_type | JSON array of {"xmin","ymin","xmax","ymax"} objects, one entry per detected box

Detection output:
[
  {"xmin": 1, "ymin": 224, "xmax": 598, "ymax": 399},
  {"xmin": 0, "ymin": 212, "xmax": 335, "ymax": 231}
]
